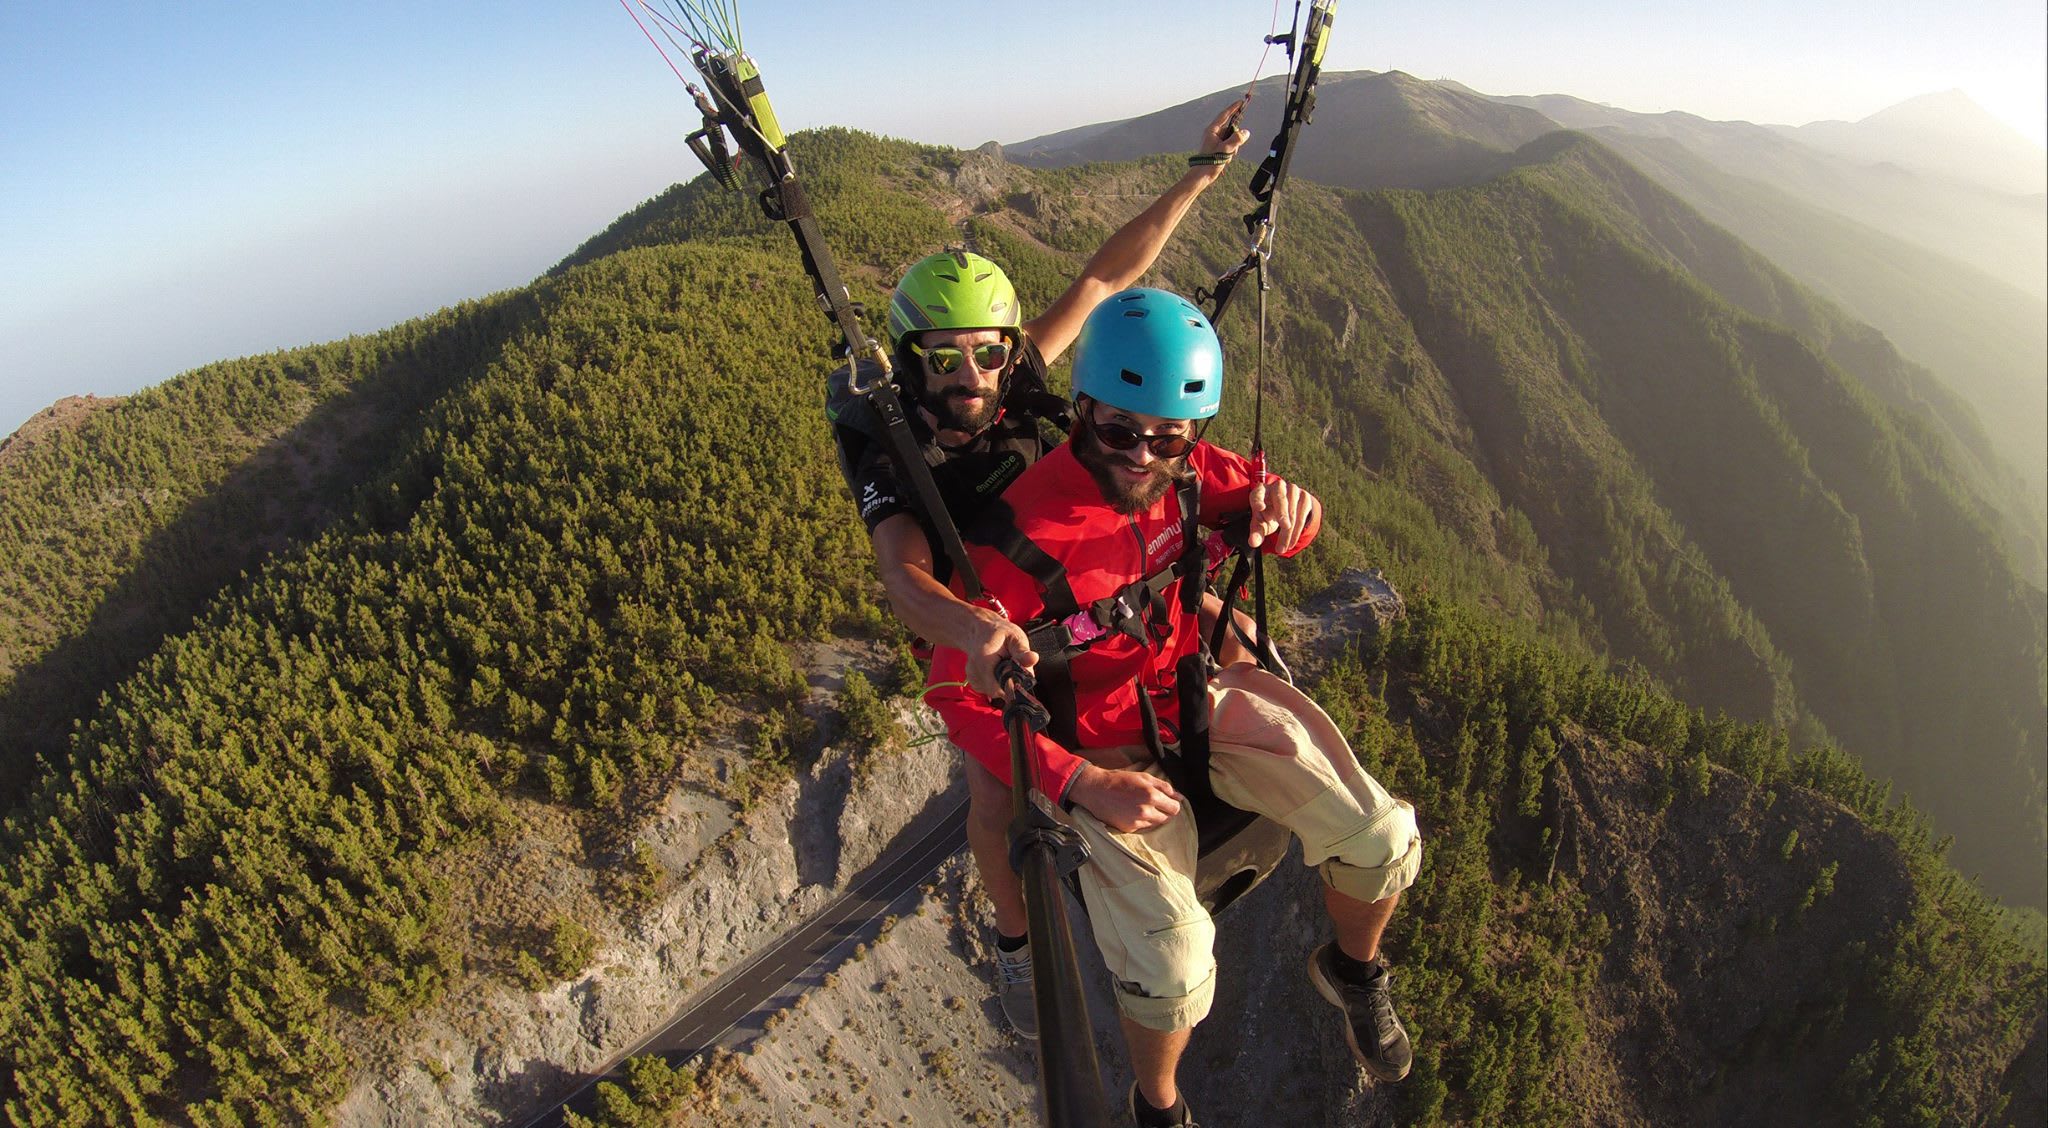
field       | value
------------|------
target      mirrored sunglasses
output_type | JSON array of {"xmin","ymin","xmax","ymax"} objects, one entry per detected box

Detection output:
[{"xmin": 916, "ymin": 341, "xmax": 1012, "ymax": 376}]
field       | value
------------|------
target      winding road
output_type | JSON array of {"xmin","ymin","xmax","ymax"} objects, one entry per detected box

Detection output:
[{"xmin": 517, "ymin": 793, "xmax": 970, "ymax": 1127}]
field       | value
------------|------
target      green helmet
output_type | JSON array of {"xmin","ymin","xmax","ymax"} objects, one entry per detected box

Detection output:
[{"xmin": 887, "ymin": 250, "xmax": 1021, "ymax": 352}]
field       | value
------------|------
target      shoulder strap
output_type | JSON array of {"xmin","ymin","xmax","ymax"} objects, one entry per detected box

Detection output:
[
  {"xmin": 969, "ymin": 503, "xmax": 1083, "ymax": 750},
  {"xmin": 1162, "ymin": 476, "xmax": 1218, "ymax": 807},
  {"xmin": 870, "ymin": 380, "xmax": 987, "ymax": 598},
  {"xmin": 1176, "ymin": 473, "xmax": 1205, "ymax": 616}
]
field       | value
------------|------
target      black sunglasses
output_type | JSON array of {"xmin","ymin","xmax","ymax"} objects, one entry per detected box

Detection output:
[
  {"xmin": 1090, "ymin": 418, "xmax": 1195, "ymax": 459},
  {"xmin": 914, "ymin": 340, "xmax": 1012, "ymax": 377}
]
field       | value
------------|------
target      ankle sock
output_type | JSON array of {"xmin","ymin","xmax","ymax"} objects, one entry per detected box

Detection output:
[
  {"xmin": 1332, "ymin": 947, "xmax": 1383, "ymax": 987},
  {"xmin": 995, "ymin": 931, "xmax": 1028, "ymax": 954},
  {"xmin": 1132, "ymin": 1085, "xmax": 1186, "ymax": 1127}
]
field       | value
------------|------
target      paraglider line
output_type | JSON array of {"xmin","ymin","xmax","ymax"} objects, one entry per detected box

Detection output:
[
  {"xmin": 618, "ymin": 0, "xmax": 692, "ymax": 86},
  {"xmin": 637, "ymin": 0, "xmax": 701, "ymax": 64},
  {"xmin": 637, "ymin": 0, "xmax": 703, "ymax": 52},
  {"xmin": 1245, "ymin": 0, "xmax": 1288, "ymax": 95}
]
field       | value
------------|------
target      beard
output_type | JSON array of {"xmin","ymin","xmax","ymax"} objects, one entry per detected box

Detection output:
[
  {"xmin": 1073, "ymin": 422, "xmax": 1188, "ymax": 515},
  {"xmin": 924, "ymin": 382, "xmax": 1003, "ymax": 435}
]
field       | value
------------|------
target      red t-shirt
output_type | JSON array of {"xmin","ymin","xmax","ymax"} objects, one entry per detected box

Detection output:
[{"xmin": 926, "ymin": 442, "xmax": 1318, "ymax": 802}]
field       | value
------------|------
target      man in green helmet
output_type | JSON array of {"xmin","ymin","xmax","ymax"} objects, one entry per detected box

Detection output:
[{"xmin": 828, "ymin": 102, "xmax": 1250, "ymax": 1039}]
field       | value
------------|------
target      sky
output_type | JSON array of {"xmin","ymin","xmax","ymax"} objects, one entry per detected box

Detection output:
[{"xmin": 3, "ymin": 0, "xmax": 2043, "ymax": 438}]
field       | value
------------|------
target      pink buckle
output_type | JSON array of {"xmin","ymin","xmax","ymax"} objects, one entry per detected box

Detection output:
[{"xmin": 1063, "ymin": 609, "xmax": 1108, "ymax": 646}]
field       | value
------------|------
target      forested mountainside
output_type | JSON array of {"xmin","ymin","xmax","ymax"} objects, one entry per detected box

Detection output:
[
  {"xmin": 1486, "ymin": 88, "xmax": 2048, "ymax": 526},
  {"xmin": 1347, "ymin": 131, "xmax": 2047, "ymax": 903},
  {"xmin": 1576, "ymin": 128, "xmax": 2047, "ymax": 540},
  {"xmin": 0, "ymin": 128, "xmax": 2041, "ymax": 1123}
]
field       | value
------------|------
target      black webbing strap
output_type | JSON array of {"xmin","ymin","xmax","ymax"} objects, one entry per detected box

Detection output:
[
  {"xmin": 1177, "ymin": 471, "xmax": 1207, "ymax": 617},
  {"xmin": 757, "ymin": 178, "xmax": 866, "ymax": 357},
  {"xmin": 1159, "ymin": 480, "xmax": 1222, "ymax": 807},
  {"xmin": 1208, "ymin": 552, "xmax": 1253, "ymax": 660},
  {"xmin": 868, "ymin": 381, "xmax": 986, "ymax": 600},
  {"xmin": 976, "ymin": 511, "xmax": 1084, "ymax": 752},
  {"xmin": 1197, "ymin": 0, "xmax": 1336, "ymax": 327},
  {"xmin": 1244, "ymin": 0, "xmax": 1333, "ymax": 216}
]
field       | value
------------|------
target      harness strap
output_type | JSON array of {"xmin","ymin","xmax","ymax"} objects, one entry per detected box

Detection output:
[
  {"xmin": 868, "ymin": 381, "xmax": 986, "ymax": 599},
  {"xmin": 1177, "ymin": 471, "xmax": 1207, "ymax": 616},
  {"xmin": 1158, "ymin": 477, "xmax": 1220, "ymax": 805},
  {"xmin": 977, "ymin": 508, "xmax": 1085, "ymax": 751}
]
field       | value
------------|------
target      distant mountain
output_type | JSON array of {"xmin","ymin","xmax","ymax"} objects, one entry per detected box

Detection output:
[
  {"xmin": 1773, "ymin": 89, "xmax": 2048, "ymax": 197},
  {"xmin": 1344, "ymin": 130, "xmax": 2046, "ymax": 906},
  {"xmin": 1491, "ymin": 89, "xmax": 2048, "ymax": 303}
]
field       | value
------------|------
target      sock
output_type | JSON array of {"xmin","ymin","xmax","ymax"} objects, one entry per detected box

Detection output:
[
  {"xmin": 1132, "ymin": 1085, "xmax": 1186, "ymax": 1127},
  {"xmin": 996, "ymin": 931, "xmax": 1028, "ymax": 954},
  {"xmin": 1332, "ymin": 946, "xmax": 1384, "ymax": 988}
]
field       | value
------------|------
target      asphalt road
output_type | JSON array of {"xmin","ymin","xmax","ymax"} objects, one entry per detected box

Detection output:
[{"xmin": 518, "ymin": 793, "xmax": 970, "ymax": 1127}]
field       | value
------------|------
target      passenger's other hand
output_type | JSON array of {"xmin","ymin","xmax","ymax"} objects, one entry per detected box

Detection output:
[
  {"xmin": 1247, "ymin": 477, "xmax": 1320, "ymax": 554},
  {"xmin": 1068, "ymin": 763, "xmax": 1183, "ymax": 832}
]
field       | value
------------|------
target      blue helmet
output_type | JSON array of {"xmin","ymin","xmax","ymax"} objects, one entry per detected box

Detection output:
[{"xmin": 1071, "ymin": 288, "xmax": 1224, "ymax": 420}]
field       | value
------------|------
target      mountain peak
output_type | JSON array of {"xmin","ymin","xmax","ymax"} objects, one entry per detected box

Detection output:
[
  {"xmin": 1861, "ymin": 88, "xmax": 2027, "ymax": 139},
  {"xmin": 1782, "ymin": 88, "xmax": 2045, "ymax": 194}
]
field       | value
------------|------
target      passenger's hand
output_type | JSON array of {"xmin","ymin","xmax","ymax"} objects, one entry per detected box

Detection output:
[
  {"xmin": 1198, "ymin": 96, "xmax": 1253, "ymax": 162},
  {"xmin": 1247, "ymin": 477, "xmax": 1320, "ymax": 554},
  {"xmin": 965, "ymin": 610, "xmax": 1037, "ymax": 699},
  {"xmin": 1067, "ymin": 763, "xmax": 1183, "ymax": 833}
]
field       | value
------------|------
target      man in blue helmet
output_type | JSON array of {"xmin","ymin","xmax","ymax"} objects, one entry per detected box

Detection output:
[
  {"xmin": 927, "ymin": 289, "xmax": 1423, "ymax": 1125},
  {"xmin": 829, "ymin": 104, "xmax": 1252, "ymax": 1039}
]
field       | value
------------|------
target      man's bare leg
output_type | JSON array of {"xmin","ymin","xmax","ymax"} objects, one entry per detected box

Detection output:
[
  {"xmin": 1121, "ymin": 1017, "xmax": 1192, "ymax": 1112},
  {"xmin": 1324, "ymin": 887, "xmax": 1398, "ymax": 962},
  {"xmin": 965, "ymin": 756, "xmax": 1027, "ymax": 935},
  {"xmin": 1314, "ymin": 887, "xmax": 1411, "ymax": 1082}
]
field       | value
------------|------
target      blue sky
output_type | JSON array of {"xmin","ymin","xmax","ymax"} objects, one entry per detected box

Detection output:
[{"xmin": 3, "ymin": 0, "xmax": 2043, "ymax": 436}]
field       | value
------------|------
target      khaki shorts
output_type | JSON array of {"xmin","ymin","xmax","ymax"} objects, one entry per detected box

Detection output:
[{"xmin": 1066, "ymin": 664, "xmax": 1423, "ymax": 1032}]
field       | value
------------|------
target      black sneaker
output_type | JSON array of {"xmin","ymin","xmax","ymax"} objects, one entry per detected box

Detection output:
[
  {"xmin": 1308, "ymin": 943, "xmax": 1412, "ymax": 1082},
  {"xmin": 1127, "ymin": 1082, "xmax": 1198, "ymax": 1127}
]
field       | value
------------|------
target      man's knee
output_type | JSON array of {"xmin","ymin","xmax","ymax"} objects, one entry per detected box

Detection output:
[
  {"xmin": 1109, "ymin": 914, "xmax": 1218, "ymax": 1032},
  {"xmin": 1318, "ymin": 799, "xmax": 1423, "ymax": 904}
]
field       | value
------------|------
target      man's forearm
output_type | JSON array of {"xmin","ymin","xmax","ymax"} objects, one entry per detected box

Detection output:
[
  {"xmin": 1083, "ymin": 166, "xmax": 1227, "ymax": 292},
  {"xmin": 880, "ymin": 554, "xmax": 1008, "ymax": 652}
]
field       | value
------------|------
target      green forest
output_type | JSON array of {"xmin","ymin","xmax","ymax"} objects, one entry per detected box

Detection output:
[{"xmin": 0, "ymin": 127, "xmax": 2041, "ymax": 1123}]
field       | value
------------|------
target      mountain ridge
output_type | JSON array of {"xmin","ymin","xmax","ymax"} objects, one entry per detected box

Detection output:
[{"xmin": 1487, "ymin": 85, "xmax": 2048, "ymax": 302}]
